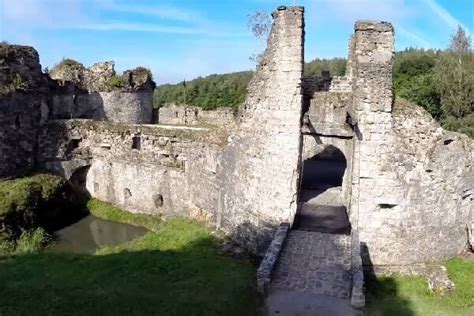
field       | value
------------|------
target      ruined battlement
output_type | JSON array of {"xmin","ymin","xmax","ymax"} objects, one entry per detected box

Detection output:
[
  {"xmin": 354, "ymin": 20, "xmax": 394, "ymax": 32},
  {"xmin": 49, "ymin": 60, "xmax": 155, "ymax": 123}
]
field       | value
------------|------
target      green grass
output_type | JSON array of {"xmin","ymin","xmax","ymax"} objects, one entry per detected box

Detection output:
[
  {"xmin": 87, "ymin": 198, "xmax": 163, "ymax": 232},
  {"xmin": 0, "ymin": 199, "xmax": 257, "ymax": 316},
  {"xmin": 365, "ymin": 258, "xmax": 474, "ymax": 316}
]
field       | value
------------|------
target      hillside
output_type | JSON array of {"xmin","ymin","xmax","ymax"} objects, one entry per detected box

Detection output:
[
  {"xmin": 154, "ymin": 47, "xmax": 473, "ymax": 137},
  {"xmin": 153, "ymin": 58, "xmax": 347, "ymax": 111},
  {"xmin": 154, "ymin": 71, "xmax": 253, "ymax": 111}
]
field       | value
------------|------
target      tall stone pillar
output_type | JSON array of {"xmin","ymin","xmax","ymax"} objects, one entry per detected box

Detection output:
[
  {"xmin": 349, "ymin": 21, "xmax": 400, "ymax": 265},
  {"xmin": 217, "ymin": 6, "xmax": 304, "ymax": 254}
]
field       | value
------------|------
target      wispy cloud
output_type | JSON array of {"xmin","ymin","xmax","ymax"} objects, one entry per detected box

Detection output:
[
  {"xmin": 1, "ymin": 0, "xmax": 242, "ymax": 37},
  {"xmin": 397, "ymin": 25, "xmax": 432, "ymax": 47},
  {"xmin": 73, "ymin": 22, "xmax": 247, "ymax": 38},
  {"xmin": 103, "ymin": 3, "xmax": 204, "ymax": 23},
  {"xmin": 310, "ymin": 0, "xmax": 416, "ymax": 23},
  {"xmin": 421, "ymin": 0, "xmax": 472, "ymax": 35},
  {"xmin": 2, "ymin": 0, "xmax": 88, "ymax": 27}
]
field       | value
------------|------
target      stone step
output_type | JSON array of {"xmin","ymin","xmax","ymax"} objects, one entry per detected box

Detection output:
[
  {"xmin": 270, "ymin": 230, "xmax": 352, "ymax": 299},
  {"xmin": 297, "ymin": 203, "xmax": 351, "ymax": 234}
]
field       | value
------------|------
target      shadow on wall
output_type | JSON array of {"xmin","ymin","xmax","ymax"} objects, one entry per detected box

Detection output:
[{"xmin": 50, "ymin": 90, "xmax": 108, "ymax": 121}]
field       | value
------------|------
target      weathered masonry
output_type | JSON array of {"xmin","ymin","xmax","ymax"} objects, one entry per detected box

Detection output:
[{"xmin": 1, "ymin": 5, "xmax": 472, "ymax": 275}]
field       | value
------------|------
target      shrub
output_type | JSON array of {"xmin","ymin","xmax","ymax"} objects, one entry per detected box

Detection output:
[
  {"xmin": 107, "ymin": 75, "xmax": 124, "ymax": 89},
  {"xmin": 0, "ymin": 174, "xmax": 86, "ymax": 242},
  {"xmin": 14, "ymin": 228, "xmax": 52, "ymax": 254},
  {"xmin": 54, "ymin": 58, "xmax": 84, "ymax": 71}
]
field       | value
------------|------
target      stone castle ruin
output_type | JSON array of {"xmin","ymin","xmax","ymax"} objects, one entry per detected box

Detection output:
[{"xmin": 1, "ymin": 6, "xmax": 473, "ymax": 303}]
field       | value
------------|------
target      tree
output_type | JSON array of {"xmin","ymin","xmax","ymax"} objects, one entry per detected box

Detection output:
[
  {"xmin": 435, "ymin": 26, "xmax": 474, "ymax": 120},
  {"xmin": 449, "ymin": 25, "xmax": 472, "ymax": 54},
  {"xmin": 247, "ymin": 11, "xmax": 271, "ymax": 40},
  {"xmin": 247, "ymin": 11, "xmax": 272, "ymax": 64},
  {"xmin": 435, "ymin": 53, "xmax": 474, "ymax": 118}
]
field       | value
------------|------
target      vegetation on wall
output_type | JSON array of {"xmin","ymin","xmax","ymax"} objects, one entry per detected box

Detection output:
[
  {"xmin": 0, "ymin": 44, "xmax": 30, "ymax": 94},
  {"xmin": 0, "ymin": 174, "xmax": 85, "ymax": 246}
]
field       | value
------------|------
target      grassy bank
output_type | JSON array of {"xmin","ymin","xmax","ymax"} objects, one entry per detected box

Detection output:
[
  {"xmin": 0, "ymin": 174, "xmax": 84, "ymax": 245},
  {"xmin": 365, "ymin": 257, "xmax": 474, "ymax": 316},
  {"xmin": 0, "ymin": 199, "xmax": 257, "ymax": 316}
]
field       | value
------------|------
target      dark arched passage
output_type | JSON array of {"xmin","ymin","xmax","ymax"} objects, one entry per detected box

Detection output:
[
  {"xmin": 69, "ymin": 165, "xmax": 91, "ymax": 195},
  {"xmin": 297, "ymin": 145, "xmax": 350, "ymax": 234},
  {"xmin": 301, "ymin": 145, "xmax": 347, "ymax": 190}
]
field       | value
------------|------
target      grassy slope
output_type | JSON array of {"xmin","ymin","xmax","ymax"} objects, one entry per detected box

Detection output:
[
  {"xmin": 0, "ymin": 199, "xmax": 257, "ymax": 316},
  {"xmin": 365, "ymin": 258, "xmax": 474, "ymax": 316}
]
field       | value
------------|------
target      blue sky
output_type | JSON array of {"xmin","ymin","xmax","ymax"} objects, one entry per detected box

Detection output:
[{"xmin": 1, "ymin": 0, "xmax": 473, "ymax": 84}]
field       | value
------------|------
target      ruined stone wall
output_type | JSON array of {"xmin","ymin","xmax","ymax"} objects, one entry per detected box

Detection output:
[
  {"xmin": 38, "ymin": 119, "xmax": 225, "ymax": 220},
  {"xmin": 349, "ymin": 22, "xmax": 474, "ymax": 267},
  {"xmin": 0, "ymin": 44, "xmax": 48, "ymax": 178},
  {"xmin": 49, "ymin": 62, "xmax": 154, "ymax": 124},
  {"xmin": 50, "ymin": 91, "xmax": 153, "ymax": 123},
  {"xmin": 217, "ymin": 6, "xmax": 304, "ymax": 254},
  {"xmin": 158, "ymin": 104, "xmax": 237, "ymax": 128}
]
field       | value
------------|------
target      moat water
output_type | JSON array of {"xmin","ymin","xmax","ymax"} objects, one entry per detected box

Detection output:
[{"xmin": 50, "ymin": 215, "xmax": 148, "ymax": 254}]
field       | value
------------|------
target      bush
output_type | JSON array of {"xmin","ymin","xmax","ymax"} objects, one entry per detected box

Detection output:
[
  {"xmin": 0, "ymin": 174, "xmax": 86, "ymax": 242},
  {"xmin": 107, "ymin": 75, "xmax": 124, "ymax": 89},
  {"xmin": 442, "ymin": 114, "xmax": 474, "ymax": 138},
  {"xmin": 53, "ymin": 58, "xmax": 85, "ymax": 72},
  {"xmin": 14, "ymin": 228, "xmax": 52, "ymax": 254}
]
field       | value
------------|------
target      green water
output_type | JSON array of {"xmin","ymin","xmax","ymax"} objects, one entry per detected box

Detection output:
[{"xmin": 50, "ymin": 215, "xmax": 148, "ymax": 254}]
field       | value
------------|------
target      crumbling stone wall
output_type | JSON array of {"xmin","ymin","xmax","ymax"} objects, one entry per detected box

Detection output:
[
  {"xmin": 348, "ymin": 21, "xmax": 474, "ymax": 267},
  {"xmin": 38, "ymin": 119, "xmax": 225, "ymax": 220},
  {"xmin": 217, "ymin": 6, "xmax": 305, "ymax": 253},
  {"xmin": 0, "ymin": 44, "xmax": 48, "ymax": 178},
  {"xmin": 50, "ymin": 62, "xmax": 154, "ymax": 123},
  {"xmin": 158, "ymin": 104, "xmax": 237, "ymax": 128}
]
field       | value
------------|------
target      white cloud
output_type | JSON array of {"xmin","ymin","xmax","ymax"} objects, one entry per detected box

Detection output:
[
  {"xmin": 421, "ymin": 0, "xmax": 472, "ymax": 36},
  {"xmin": 74, "ymin": 22, "xmax": 247, "ymax": 38},
  {"xmin": 102, "ymin": 2, "xmax": 205, "ymax": 23},
  {"xmin": 397, "ymin": 25, "xmax": 432, "ymax": 47},
  {"xmin": 2, "ymin": 0, "xmax": 88, "ymax": 27},
  {"xmin": 309, "ymin": 0, "xmax": 416, "ymax": 23}
]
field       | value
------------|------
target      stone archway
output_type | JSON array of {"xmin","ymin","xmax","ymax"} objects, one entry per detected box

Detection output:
[
  {"xmin": 297, "ymin": 145, "xmax": 350, "ymax": 234},
  {"xmin": 69, "ymin": 165, "xmax": 91, "ymax": 195}
]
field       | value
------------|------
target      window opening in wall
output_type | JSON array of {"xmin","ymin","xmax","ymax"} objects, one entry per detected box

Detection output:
[
  {"xmin": 70, "ymin": 139, "xmax": 81, "ymax": 149},
  {"xmin": 124, "ymin": 188, "xmax": 132, "ymax": 200},
  {"xmin": 66, "ymin": 138, "xmax": 82, "ymax": 156},
  {"xmin": 153, "ymin": 194, "xmax": 164, "ymax": 208},
  {"xmin": 14, "ymin": 114, "xmax": 21, "ymax": 128},
  {"xmin": 132, "ymin": 135, "xmax": 141, "ymax": 150}
]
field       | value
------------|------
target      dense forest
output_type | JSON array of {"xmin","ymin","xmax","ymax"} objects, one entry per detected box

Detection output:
[
  {"xmin": 154, "ymin": 71, "xmax": 253, "ymax": 110},
  {"xmin": 154, "ymin": 27, "xmax": 473, "ymax": 137},
  {"xmin": 153, "ymin": 58, "xmax": 347, "ymax": 110}
]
